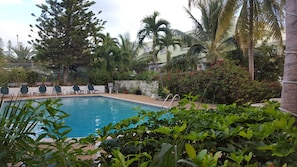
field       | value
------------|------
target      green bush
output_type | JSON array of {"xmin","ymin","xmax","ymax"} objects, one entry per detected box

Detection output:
[
  {"xmin": 0, "ymin": 69, "xmax": 9, "ymax": 86},
  {"xmin": 97, "ymin": 96, "xmax": 297, "ymax": 166},
  {"xmin": 160, "ymin": 61, "xmax": 281, "ymax": 104},
  {"xmin": 1, "ymin": 95, "xmax": 295, "ymax": 166},
  {"xmin": 133, "ymin": 71, "xmax": 159, "ymax": 82},
  {"xmin": 0, "ymin": 98, "xmax": 97, "ymax": 166},
  {"xmin": 9, "ymin": 67, "xmax": 27, "ymax": 86},
  {"xmin": 88, "ymin": 68, "xmax": 112, "ymax": 85},
  {"xmin": 26, "ymin": 71, "xmax": 39, "ymax": 86}
]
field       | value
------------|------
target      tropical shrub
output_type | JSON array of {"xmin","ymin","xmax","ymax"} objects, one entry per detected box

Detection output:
[
  {"xmin": 0, "ymin": 69, "xmax": 9, "ymax": 86},
  {"xmin": 88, "ymin": 68, "xmax": 112, "ymax": 85},
  {"xmin": 1, "ymin": 95, "xmax": 296, "ymax": 166},
  {"xmin": 133, "ymin": 71, "xmax": 159, "ymax": 82},
  {"xmin": 9, "ymin": 67, "xmax": 27, "ymax": 86},
  {"xmin": 226, "ymin": 41, "xmax": 284, "ymax": 82},
  {"xmin": 97, "ymin": 95, "xmax": 297, "ymax": 166},
  {"xmin": 0, "ymin": 98, "xmax": 97, "ymax": 166},
  {"xmin": 26, "ymin": 71, "xmax": 39, "ymax": 86},
  {"xmin": 160, "ymin": 61, "xmax": 281, "ymax": 104}
]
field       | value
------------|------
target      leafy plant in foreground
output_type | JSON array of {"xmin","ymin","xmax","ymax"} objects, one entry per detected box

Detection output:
[
  {"xmin": 97, "ymin": 95, "xmax": 297, "ymax": 166},
  {"xmin": 0, "ymin": 97, "xmax": 97, "ymax": 166}
]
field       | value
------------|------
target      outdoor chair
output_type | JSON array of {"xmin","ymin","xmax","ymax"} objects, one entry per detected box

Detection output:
[
  {"xmin": 73, "ymin": 85, "xmax": 84, "ymax": 95},
  {"xmin": 38, "ymin": 84, "xmax": 47, "ymax": 95},
  {"xmin": 87, "ymin": 84, "xmax": 98, "ymax": 94},
  {"xmin": 0, "ymin": 86, "xmax": 9, "ymax": 96},
  {"xmin": 20, "ymin": 85, "xmax": 29, "ymax": 96},
  {"xmin": 54, "ymin": 85, "xmax": 63, "ymax": 95},
  {"xmin": 114, "ymin": 83, "xmax": 120, "ymax": 94}
]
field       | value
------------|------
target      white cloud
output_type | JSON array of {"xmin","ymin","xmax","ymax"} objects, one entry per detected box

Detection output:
[
  {"xmin": 32, "ymin": 0, "xmax": 45, "ymax": 5},
  {"xmin": 0, "ymin": 0, "xmax": 23, "ymax": 6},
  {"xmin": 95, "ymin": 0, "xmax": 200, "ymax": 41},
  {"xmin": 0, "ymin": 0, "xmax": 201, "ymax": 47},
  {"xmin": 0, "ymin": 20, "xmax": 33, "ymax": 47}
]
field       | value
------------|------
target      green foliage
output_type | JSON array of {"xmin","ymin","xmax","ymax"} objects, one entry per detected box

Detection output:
[
  {"xmin": 11, "ymin": 44, "xmax": 34, "ymax": 63},
  {"xmin": 254, "ymin": 43, "xmax": 284, "ymax": 82},
  {"xmin": 31, "ymin": 0, "xmax": 106, "ymax": 84},
  {"xmin": 98, "ymin": 95, "xmax": 297, "ymax": 166},
  {"xmin": 137, "ymin": 11, "xmax": 171, "ymax": 65},
  {"xmin": 1, "ymin": 94, "xmax": 295, "ymax": 166},
  {"xmin": 0, "ymin": 98, "xmax": 97, "ymax": 166},
  {"xmin": 0, "ymin": 68, "xmax": 9, "ymax": 86},
  {"xmin": 133, "ymin": 71, "xmax": 159, "ymax": 82},
  {"xmin": 227, "ymin": 42, "xmax": 284, "ymax": 82},
  {"xmin": 160, "ymin": 61, "xmax": 281, "ymax": 104},
  {"xmin": 26, "ymin": 71, "xmax": 39, "ymax": 86},
  {"xmin": 177, "ymin": 144, "xmax": 224, "ymax": 167},
  {"xmin": 89, "ymin": 68, "xmax": 112, "ymax": 85},
  {"xmin": 9, "ymin": 67, "xmax": 27, "ymax": 86}
]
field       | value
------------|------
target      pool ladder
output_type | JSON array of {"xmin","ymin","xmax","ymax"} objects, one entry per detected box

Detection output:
[{"xmin": 161, "ymin": 93, "xmax": 180, "ymax": 109}]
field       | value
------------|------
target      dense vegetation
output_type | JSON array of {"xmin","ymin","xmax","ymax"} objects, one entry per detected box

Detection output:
[
  {"xmin": 0, "ymin": 98, "xmax": 98, "ymax": 166},
  {"xmin": 97, "ymin": 95, "xmax": 297, "ymax": 167},
  {"xmin": 0, "ymin": 1, "xmax": 292, "ymax": 166},
  {"xmin": 2, "ymin": 96, "xmax": 297, "ymax": 166},
  {"xmin": 160, "ymin": 61, "xmax": 281, "ymax": 104}
]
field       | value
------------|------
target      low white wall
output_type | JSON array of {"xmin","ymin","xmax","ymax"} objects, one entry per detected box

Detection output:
[
  {"xmin": 115, "ymin": 80, "xmax": 159, "ymax": 96},
  {"xmin": 1, "ymin": 85, "xmax": 105, "ymax": 96}
]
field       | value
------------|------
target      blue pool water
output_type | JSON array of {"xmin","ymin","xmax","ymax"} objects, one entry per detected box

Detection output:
[
  {"xmin": 59, "ymin": 96, "xmax": 161, "ymax": 137},
  {"xmin": 1, "ymin": 96, "xmax": 161, "ymax": 138}
]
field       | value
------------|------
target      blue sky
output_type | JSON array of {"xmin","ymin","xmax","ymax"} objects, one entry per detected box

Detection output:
[{"xmin": 0, "ymin": 0, "xmax": 200, "ymax": 48}]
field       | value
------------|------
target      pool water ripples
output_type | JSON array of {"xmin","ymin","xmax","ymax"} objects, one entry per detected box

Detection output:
[{"xmin": 2, "ymin": 96, "xmax": 161, "ymax": 138}]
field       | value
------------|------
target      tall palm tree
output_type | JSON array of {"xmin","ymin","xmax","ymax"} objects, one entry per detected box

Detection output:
[
  {"xmin": 236, "ymin": 0, "xmax": 284, "ymax": 80},
  {"xmin": 11, "ymin": 44, "xmax": 36, "ymax": 70},
  {"xmin": 137, "ymin": 11, "xmax": 171, "ymax": 65},
  {"xmin": 118, "ymin": 33, "xmax": 139, "ymax": 72},
  {"xmin": 159, "ymin": 30, "xmax": 181, "ymax": 63},
  {"xmin": 280, "ymin": 1, "xmax": 297, "ymax": 115},
  {"xmin": 189, "ymin": 0, "xmax": 285, "ymax": 80},
  {"xmin": 94, "ymin": 33, "xmax": 120, "ymax": 80},
  {"xmin": 174, "ymin": 0, "xmax": 236, "ymax": 69}
]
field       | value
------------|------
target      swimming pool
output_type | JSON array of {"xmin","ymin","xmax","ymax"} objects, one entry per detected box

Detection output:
[
  {"xmin": 1, "ymin": 96, "xmax": 161, "ymax": 138},
  {"xmin": 48, "ymin": 96, "xmax": 161, "ymax": 137}
]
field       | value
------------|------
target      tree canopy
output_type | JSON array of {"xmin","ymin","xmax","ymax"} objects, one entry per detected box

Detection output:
[
  {"xmin": 137, "ymin": 11, "xmax": 171, "ymax": 65},
  {"xmin": 30, "ymin": 0, "xmax": 106, "ymax": 84}
]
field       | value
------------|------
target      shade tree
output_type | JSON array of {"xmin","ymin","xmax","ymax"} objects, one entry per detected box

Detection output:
[{"xmin": 29, "ymin": 0, "xmax": 105, "ymax": 85}]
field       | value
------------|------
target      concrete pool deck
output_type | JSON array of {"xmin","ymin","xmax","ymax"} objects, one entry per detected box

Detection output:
[
  {"xmin": 2, "ymin": 93, "xmax": 178, "ymax": 108},
  {"xmin": 3, "ymin": 92, "xmax": 280, "ymax": 109},
  {"xmin": 2, "ymin": 93, "xmax": 216, "ymax": 109}
]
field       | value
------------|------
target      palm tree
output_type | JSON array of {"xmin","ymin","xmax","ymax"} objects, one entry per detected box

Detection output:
[
  {"xmin": 94, "ymin": 33, "xmax": 120, "ymax": 81},
  {"xmin": 137, "ymin": 11, "xmax": 171, "ymax": 65},
  {"xmin": 174, "ymin": 0, "xmax": 236, "ymax": 69},
  {"xmin": 11, "ymin": 44, "xmax": 36, "ymax": 70},
  {"xmin": 159, "ymin": 30, "xmax": 181, "ymax": 63},
  {"xmin": 118, "ymin": 33, "xmax": 139, "ymax": 72},
  {"xmin": 236, "ymin": 0, "xmax": 284, "ymax": 80},
  {"xmin": 280, "ymin": 1, "xmax": 297, "ymax": 115},
  {"xmin": 188, "ymin": 0, "xmax": 285, "ymax": 80}
]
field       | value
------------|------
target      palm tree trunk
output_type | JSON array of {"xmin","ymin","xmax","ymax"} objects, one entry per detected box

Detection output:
[
  {"xmin": 280, "ymin": 0, "xmax": 297, "ymax": 115},
  {"xmin": 248, "ymin": 0, "xmax": 254, "ymax": 80}
]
